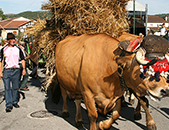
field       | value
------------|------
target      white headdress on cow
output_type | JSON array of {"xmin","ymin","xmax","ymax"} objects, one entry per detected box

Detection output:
[{"xmin": 135, "ymin": 35, "xmax": 169, "ymax": 81}]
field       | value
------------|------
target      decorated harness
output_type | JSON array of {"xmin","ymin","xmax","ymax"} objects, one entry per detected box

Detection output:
[
  {"xmin": 140, "ymin": 55, "xmax": 169, "ymax": 81},
  {"xmin": 117, "ymin": 35, "xmax": 169, "ymax": 92}
]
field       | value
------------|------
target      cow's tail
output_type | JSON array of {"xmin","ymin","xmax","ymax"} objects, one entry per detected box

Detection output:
[{"xmin": 41, "ymin": 72, "xmax": 61, "ymax": 104}]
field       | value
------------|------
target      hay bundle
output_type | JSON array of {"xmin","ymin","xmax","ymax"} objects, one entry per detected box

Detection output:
[
  {"xmin": 26, "ymin": 0, "xmax": 130, "ymax": 72},
  {"xmin": 43, "ymin": 0, "xmax": 129, "ymax": 37}
]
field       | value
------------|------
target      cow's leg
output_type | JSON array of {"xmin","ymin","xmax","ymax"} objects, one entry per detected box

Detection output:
[
  {"xmin": 83, "ymin": 92, "xmax": 98, "ymax": 130},
  {"xmin": 98, "ymin": 98, "xmax": 121, "ymax": 130},
  {"xmin": 60, "ymin": 87, "xmax": 69, "ymax": 118},
  {"xmin": 74, "ymin": 95, "xmax": 84, "ymax": 128},
  {"xmin": 139, "ymin": 97, "xmax": 156, "ymax": 130},
  {"xmin": 141, "ymin": 96, "xmax": 149, "ymax": 108},
  {"xmin": 134, "ymin": 96, "xmax": 149, "ymax": 120},
  {"xmin": 134, "ymin": 100, "xmax": 142, "ymax": 120}
]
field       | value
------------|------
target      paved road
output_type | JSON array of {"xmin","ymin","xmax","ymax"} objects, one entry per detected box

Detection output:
[{"xmin": 0, "ymin": 68, "xmax": 169, "ymax": 130}]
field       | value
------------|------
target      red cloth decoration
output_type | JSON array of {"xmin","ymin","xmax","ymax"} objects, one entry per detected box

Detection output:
[
  {"xmin": 126, "ymin": 38, "xmax": 142, "ymax": 52},
  {"xmin": 143, "ymin": 58, "xmax": 169, "ymax": 73}
]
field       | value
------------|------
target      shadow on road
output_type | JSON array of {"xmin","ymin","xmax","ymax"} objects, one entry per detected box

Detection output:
[
  {"xmin": 0, "ymin": 91, "xmax": 5, "ymax": 104},
  {"xmin": 43, "ymin": 89, "xmax": 149, "ymax": 130},
  {"xmin": 120, "ymin": 105, "xmax": 147, "ymax": 130},
  {"xmin": 28, "ymin": 77, "xmax": 46, "ymax": 89},
  {"xmin": 160, "ymin": 108, "xmax": 169, "ymax": 116}
]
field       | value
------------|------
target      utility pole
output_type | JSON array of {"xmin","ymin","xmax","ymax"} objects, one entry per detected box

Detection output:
[
  {"xmin": 145, "ymin": 4, "xmax": 148, "ymax": 36},
  {"xmin": 133, "ymin": 0, "xmax": 135, "ymax": 34}
]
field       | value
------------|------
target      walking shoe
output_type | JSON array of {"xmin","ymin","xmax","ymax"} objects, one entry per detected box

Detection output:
[
  {"xmin": 20, "ymin": 88, "xmax": 29, "ymax": 91},
  {"xmin": 6, "ymin": 106, "xmax": 13, "ymax": 112},
  {"xmin": 13, "ymin": 103, "xmax": 20, "ymax": 108}
]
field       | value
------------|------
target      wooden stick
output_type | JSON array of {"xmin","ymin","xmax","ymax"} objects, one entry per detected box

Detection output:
[{"xmin": 0, "ymin": 23, "xmax": 8, "ymax": 33}]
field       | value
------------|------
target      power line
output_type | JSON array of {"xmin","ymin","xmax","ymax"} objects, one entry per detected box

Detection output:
[{"xmin": 24, "ymin": 0, "xmax": 38, "ymax": 11}]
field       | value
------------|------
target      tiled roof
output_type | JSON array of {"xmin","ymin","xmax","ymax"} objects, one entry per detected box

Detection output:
[
  {"xmin": 0, "ymin": 17, "xmax": 30, "ymax": 29},
  {"xmin": 148, "ymin": 16, "xmax": 169, "ymax": 23}
]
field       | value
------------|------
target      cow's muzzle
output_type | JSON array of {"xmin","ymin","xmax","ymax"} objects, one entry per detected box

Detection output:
[
  {"xmin": 164, "ymin": 89, "xmax": 169, "ymax": 96},
  {"xmin": 148, "ymin": 88, "xmax": 169, "ymax": 101}
]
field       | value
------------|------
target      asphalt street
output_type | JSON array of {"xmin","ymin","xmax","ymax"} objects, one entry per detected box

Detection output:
[{"xmin": 0, "ymin": 68, "xmax": 169, "ymax": 130}]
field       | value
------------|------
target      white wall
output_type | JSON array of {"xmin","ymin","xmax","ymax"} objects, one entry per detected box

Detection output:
[
  {"xmin": 13, "ymin": 17, "xmax": 30, "ymax": 21},
  {"xmin": 147, "ymin": 22, "xmax": 169, "ymax": 28}
]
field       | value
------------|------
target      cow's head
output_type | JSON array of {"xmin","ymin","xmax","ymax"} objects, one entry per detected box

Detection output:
[
  {"xmin": 116, "ymin": 37, "xmax": 169, "ymax": 101},
  {"xmin": 133, "ymin": 47, "xmax": 169, "ymax": 101},
  {"xmin": 116, "ymin": 35, "xmax": 169, "ymax": 100}
]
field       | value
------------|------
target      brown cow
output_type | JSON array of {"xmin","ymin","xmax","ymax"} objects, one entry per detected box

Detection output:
[
  {"xmin": 117, "ymin": 32, "xmax": 141, "ymax": 41},
  {"xmin": 51, "ymin": 33, "xmax": 169, "ymax": 130}
]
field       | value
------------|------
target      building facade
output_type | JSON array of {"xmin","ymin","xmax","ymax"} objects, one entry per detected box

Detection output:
[
  {"xmin": 147, "ymin": 16, "xmax": 169, "ymax": 36},
  {"xmin": 0, "ymin": 17, "xmax": 34, "ymax": 40},
  {"xmin": 126, "ymin": 0, "xmax": 147, "ymax": 36}
]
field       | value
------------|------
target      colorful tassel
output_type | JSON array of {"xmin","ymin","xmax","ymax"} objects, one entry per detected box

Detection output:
[{"xmin": 155, "ymin": 71, "xmax": 160, "ymax": 82}]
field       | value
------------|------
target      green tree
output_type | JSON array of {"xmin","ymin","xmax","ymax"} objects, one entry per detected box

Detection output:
[
  {"xmin": 0, "ymin": 8, "xmax": 7, "ymax": 20},
  {"xmin": 6, "ymin": 11, "xmax": 52, "ymax": 20}
]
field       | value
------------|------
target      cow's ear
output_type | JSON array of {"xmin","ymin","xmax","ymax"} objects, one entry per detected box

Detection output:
[
  {"xmin": 118, "ymin": 40, "xmax": 131, "ymax": 50},
  {"xmin": 116, "ymin": 55, "xmax": 134, "ymax": 68},
  {"xmin": 118, "ymin": 38, "xmax": 142, "ymax": 53}
]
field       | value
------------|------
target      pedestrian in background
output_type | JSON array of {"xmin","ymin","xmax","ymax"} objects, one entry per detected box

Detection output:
[
  {"xmin": 19, "ymin": 41, "xmax": 29, "ymax": 91},
  {"xmin": 0, "ymin": 33, "xmax": 26, "ymax": 112},
  {"xmin": 139, "ymin": 32, "xmax": 144, "ymax": 38},
  {"xmin": 158, "ymin": 23, "xmax": 169, "ymax": 39}
]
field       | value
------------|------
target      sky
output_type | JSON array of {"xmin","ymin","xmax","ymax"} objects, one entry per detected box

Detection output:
[
  {"xmin": 0, "ymin": 0, "xmax": 47, "ymax": 14},
  {"xmin": 136, "ymin": 0, "xmax": 169, "ymax": 15},
  {"xmin": 0, "ymin": 0, "xmax": 169, "ymax": 15}
]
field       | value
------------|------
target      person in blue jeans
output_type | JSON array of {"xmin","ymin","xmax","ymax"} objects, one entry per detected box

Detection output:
[{"xmin": 0, "ymin": 33, "xmax": 26, "ymax": 112}]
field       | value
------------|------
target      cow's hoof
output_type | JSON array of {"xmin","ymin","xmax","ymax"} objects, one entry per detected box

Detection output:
[
  {"xmin": 62, "ymin": 112, "xmax": 69, "ymax": 118},
  {"xmin": 147, "ymin": 124, "xmax": 157, "ymax": 130},
  {"xmin": 75, "ymin": 121, "xmax": 84, "ymax": 128},
  {"xmin": 134, "ymin": 113, "xmax": 142, "ymax": 120},
  {"xmin": 96, "ymin": 121, "xmax": 104, "ymax": 130}
]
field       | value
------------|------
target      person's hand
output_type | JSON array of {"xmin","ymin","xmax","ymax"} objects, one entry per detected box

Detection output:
[
  {"xmin": 25, "ymin": 55, "xmax": 30, "ymax": 59},
  {"xmin": 22, "ymin": 69, "xmax": 26, "ymax": 76}
]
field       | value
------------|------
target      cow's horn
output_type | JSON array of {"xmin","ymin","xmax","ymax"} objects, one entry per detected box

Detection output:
[{"xmin": 135, "ymin": 47, "xmax": 157, "ymax": 66}]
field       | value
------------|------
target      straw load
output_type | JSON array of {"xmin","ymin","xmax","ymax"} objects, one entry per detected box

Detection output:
[{"xmin": 25, "ymin": 0, "xmax": 130, "ymax": 72}]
